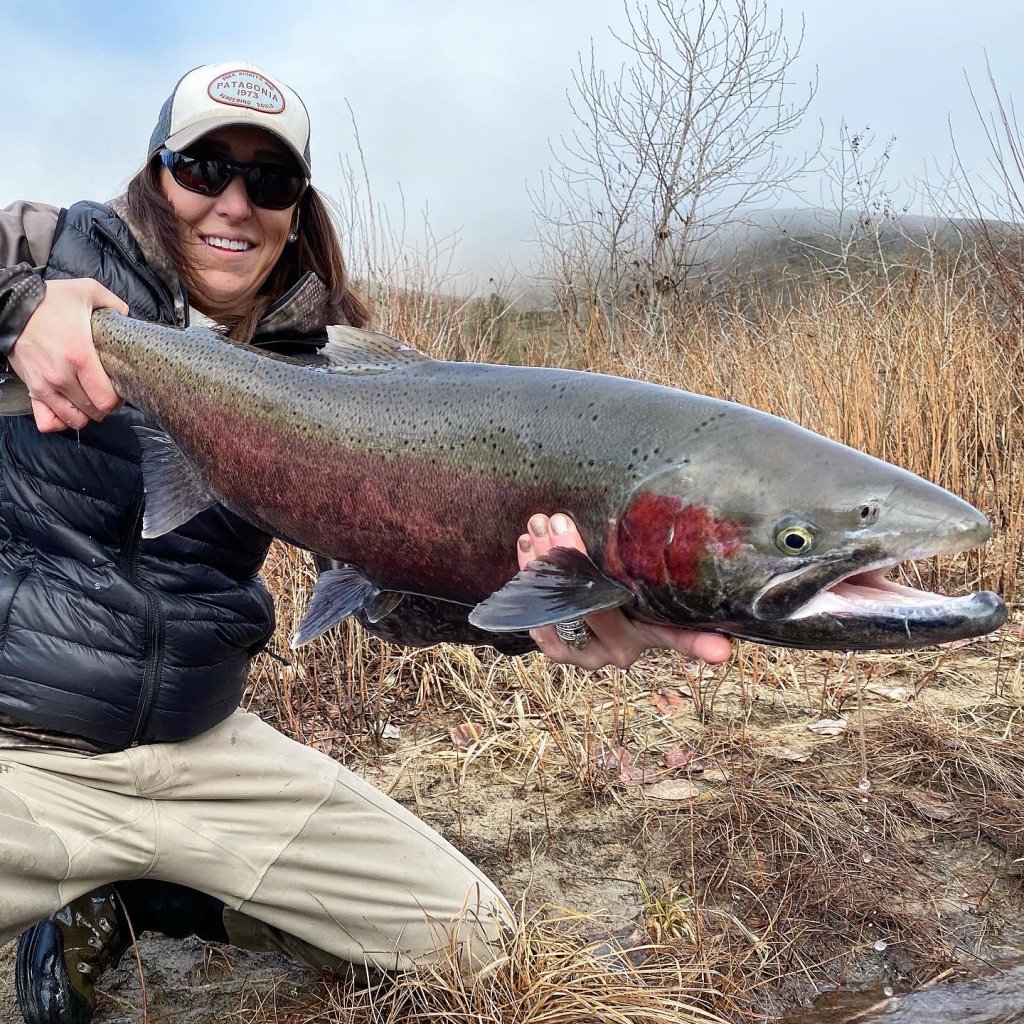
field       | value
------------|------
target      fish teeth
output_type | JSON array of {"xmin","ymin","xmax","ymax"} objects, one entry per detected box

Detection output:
[{"xmin": 205, "ymin": 236, "xmax": 252, "ymax": 251}]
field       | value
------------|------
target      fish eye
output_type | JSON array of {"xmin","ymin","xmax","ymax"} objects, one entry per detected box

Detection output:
[{"xmin": 775, "ymin": 522, "xmax": 815, "ymax": 555}]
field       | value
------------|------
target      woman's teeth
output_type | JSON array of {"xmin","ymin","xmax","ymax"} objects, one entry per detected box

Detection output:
[{"xmin": 204, "ymin": 237, "xmax": 252, "ymax": 251}]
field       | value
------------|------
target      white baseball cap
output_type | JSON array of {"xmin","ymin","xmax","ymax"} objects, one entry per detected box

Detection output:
[{"xmin": 149, "ymin": 62, "xmax": 311, "ymax": 176}]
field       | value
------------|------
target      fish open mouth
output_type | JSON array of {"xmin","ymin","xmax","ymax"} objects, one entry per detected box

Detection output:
[
  {"xmin": 748, "ymin": 557, "xmax": 1008, "ymax": 649},
  {"xmin": 787, "ymin": 566, "xmax": 970, "ymax": 621},
  {"xmin": 753, "ymin": 561, "xmax": 1007, "ymax": 647}
]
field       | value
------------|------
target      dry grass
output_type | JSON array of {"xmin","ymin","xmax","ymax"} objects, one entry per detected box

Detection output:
[
  {"xmin": 232, "ymin": 910, "xmax": 731, "ymax": 1024},
  {"xmin": 239, "ymin": 270, "xmax": 1023, "ymax": 1022}
]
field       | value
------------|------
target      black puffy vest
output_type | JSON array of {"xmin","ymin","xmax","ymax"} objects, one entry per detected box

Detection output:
[{"xmin": 0, "ymin": 202, "xmax": 286, "ymax": 750}]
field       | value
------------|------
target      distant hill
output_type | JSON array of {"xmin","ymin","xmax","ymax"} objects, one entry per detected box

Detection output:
[
  {"xmin": 510, "ymin": 207, "xmax": 1020, "ymax": 310},
  {"xmin": 693, "ymin": 206, "xmax": 1016, "ymax": 296}
]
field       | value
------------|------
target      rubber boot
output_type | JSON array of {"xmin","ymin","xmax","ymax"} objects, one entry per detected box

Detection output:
[
  {"xmin": 15, "ymin": 882, "xmax": 230, "ymax": 1024},
  {"xmin": 15, "ymin": 887, "xmax": 129, "ymax": 1024}
]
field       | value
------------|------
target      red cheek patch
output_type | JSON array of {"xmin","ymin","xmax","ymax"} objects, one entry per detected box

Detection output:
[{"xmin": 612, "ymin": 492, "xmax": 744, "ymax": 592}]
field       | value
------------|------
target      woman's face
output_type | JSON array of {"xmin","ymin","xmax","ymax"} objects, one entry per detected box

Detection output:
[{"xmin": 159, "ymin": 125, "xmax": 298, "ymax": 320}]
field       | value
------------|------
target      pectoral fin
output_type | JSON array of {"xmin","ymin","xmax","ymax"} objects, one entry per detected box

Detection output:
[
  {"xmin": 469, "ymin": 547, "xmax": 634, "ymax": 632},
  {"xmin": 292, "ymin": 564, "xmax": 403, "ymax": 648},
  {"xmin": 132, "ymin": 427, "xmax": 217, "ymax": 537}
]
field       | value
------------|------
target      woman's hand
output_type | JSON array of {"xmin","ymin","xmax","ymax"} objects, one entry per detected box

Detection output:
[
  {"xmin": 8, "ymin": 278, "xmax": 128, "ymax": 432},
  {"xmin": 517, "ymin": 513, "xmax": 733, "ymax": 671}
]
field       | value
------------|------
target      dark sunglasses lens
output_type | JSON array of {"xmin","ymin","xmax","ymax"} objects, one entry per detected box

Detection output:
[
  {"xmin": 245, "ymin": 167, "xmax": 306, "ymax": 209},
  {"xmin": 170, "ymin": 153, "xmax": 232, "ymax": 196},
  {"xmin": 164, "ymin": 150, "xmax": 305, "ymax": 209}
]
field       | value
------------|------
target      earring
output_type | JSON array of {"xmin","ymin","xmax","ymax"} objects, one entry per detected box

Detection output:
[{"xmin": 287, "ymin": 231, "xmax": 298, "ymax": 244}]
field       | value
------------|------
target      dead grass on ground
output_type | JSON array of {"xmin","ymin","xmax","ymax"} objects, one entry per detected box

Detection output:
[{"xmin": 232, "ymin": 909, "xmax": 730, "ymax": 1024}]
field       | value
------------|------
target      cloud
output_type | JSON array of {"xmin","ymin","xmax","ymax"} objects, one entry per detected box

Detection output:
[{"xmin": 3, "ymin": 1, "xmax": 1024, "ymax": 289}]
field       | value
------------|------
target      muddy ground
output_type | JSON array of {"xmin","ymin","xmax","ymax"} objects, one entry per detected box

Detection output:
[{"xmin": 1, "ymin": 627, "xmax": 1021, "ymax": 1023}]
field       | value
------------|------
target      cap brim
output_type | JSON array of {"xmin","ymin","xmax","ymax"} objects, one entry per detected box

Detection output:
[{"xmin": 159, "ymin": 114, "xmax": 311, "ymax": 177}]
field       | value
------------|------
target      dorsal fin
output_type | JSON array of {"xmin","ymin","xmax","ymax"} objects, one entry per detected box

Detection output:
[
  {"xmin": 318, "ymin": 325, "xmax": 432, "ymax": 375},
  {"xmin": 188, "ymin": 309, "xmax": 229, "ymax": 336}
]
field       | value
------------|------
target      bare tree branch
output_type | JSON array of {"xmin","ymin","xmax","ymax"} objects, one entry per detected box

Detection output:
[{"xmin": 533, "ymin": 0, "xmax": 815, "ymax": 320}]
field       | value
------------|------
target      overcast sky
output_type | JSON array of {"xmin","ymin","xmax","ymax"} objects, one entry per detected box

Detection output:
[{"xmin": 2, "ymin": 1, "xmax": 1021, "ymax": 288}]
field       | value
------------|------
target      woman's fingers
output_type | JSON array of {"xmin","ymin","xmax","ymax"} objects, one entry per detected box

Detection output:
[
  {"xmin": 631, "ymin": 621, "xmax": 733, "ymax": 664},
  {"xmin": 9, "ymin": 278, "xmax": 126, "ymax": 431},
  {"xmin": 72, "ymin": 348, "xmax": 123, "ymax": 420},
  {"xmin": 516, "ymin": 512, "xmax": 734, "ymax": 670},
  {"xmin": 519, "ymin": 513, "xmax": 637, "ymax": 668},
  {"xmin": 29, "ymin": 398, "xmax": 72, "ymax": 434},
  {"xmin": 83, "ymin": 279, "xmax": 130, "ymax": 319}
]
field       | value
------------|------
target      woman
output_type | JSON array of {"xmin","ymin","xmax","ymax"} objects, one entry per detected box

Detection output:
[{"xmin": 0, "ymin": 62, "xmax": 731, "ymax": 1024}]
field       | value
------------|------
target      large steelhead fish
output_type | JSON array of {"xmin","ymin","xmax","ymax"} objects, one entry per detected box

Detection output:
[{"xmin": 1, "ymin": 311, "xmax": 1008, "ymax": 651}]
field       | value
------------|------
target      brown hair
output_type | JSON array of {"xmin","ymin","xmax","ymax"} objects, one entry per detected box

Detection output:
[{"xmin": 125, "ymin": 158, "xmax": 370, "ymax": 340}]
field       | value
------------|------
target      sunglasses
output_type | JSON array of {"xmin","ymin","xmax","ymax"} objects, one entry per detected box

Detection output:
[{"xmin": 159, "ymin": 148, "xmax": 308, "ymax": 210}]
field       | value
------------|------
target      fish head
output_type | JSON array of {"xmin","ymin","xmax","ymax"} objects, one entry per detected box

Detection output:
[{"xmin": 603, "ymin": 435, "xmax": 1007, "ymax": 650}]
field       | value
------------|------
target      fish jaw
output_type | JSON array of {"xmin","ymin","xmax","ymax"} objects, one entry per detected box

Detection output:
[
  {"xmin": 735, "ymin": 566, "xmax": 1008, "ymax": 649},
  {"xmin": 735, "ymin": 539, "xmax": 1008, "ymax": 650}
]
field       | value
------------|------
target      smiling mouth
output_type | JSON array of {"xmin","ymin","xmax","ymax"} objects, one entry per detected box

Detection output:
[{"xmin": 203, "ymin": 236, "xmax": 254, "ymax": 252}]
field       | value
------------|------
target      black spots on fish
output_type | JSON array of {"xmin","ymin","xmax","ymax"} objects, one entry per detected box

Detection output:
[
  {"xmin": 693, "ymin": 416, "xmax": 722, "ymax": 436},
  {"xmin": 626, "ymin": 449, "xmax": 685, "ymax": 482}
]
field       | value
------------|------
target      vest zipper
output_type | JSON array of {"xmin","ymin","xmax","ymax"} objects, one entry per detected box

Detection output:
[
  {"xmin": 122, "ymin": 481, "xmax": 167, "ymax": 747},
  {"xmin": 94, "ymin": 216, "xmax": 178, "ymax": 744}
]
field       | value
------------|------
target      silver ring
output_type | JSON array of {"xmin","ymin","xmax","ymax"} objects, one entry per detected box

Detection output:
[{"xmin": 555, "ymin": 618, "xmax": 593, "ymax": 649}]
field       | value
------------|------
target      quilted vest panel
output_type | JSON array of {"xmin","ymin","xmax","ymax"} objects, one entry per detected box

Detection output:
[{"xmin": 0, "ymin": 202, "xmax": 277, "ymax": 749}]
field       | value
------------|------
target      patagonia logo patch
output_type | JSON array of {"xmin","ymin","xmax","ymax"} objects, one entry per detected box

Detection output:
[{"xmin": 207, "ymin": 70, "xmax": 285, "ymax": 114}]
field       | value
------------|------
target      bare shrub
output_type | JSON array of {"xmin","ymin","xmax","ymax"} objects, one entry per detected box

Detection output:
[{"xmin": 534, "ymin": 0, "xmax": 814, "ymax": 324}]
